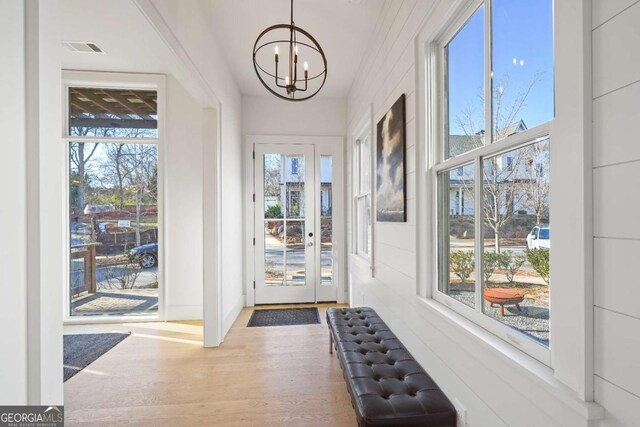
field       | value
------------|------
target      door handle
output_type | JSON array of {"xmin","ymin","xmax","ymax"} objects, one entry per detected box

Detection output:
[{"xmin": 307, "ymin": 242, "xmax": 314, "ymax": 247}]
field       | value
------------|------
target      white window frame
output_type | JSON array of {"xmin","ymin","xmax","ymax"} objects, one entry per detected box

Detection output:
[
  {"xmin": 417, "ymin": 0, "xmax": 594, "ymax": 404},
  {"xmin": 429, "ymin": 0, "xmax": 553, "ymax": 364},
  {"xmin": 62, "ymin": 70, "xmax": 166, "ymax": 323},
  {"xmin": 352, "ymin": 111, "xmax": 374, "ymax": 265}
]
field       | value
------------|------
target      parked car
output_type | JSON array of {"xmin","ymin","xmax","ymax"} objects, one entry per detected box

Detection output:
[
  {"xmin": 84, "ymin": 204, "xmax": 116, "ymax": 215},
  {"xmin": 128, "ymin": 243, "xmax": 158, "ymax": 268},
  {"xmin": 526, "ymin": 225, "xmax": 550, "ymax": 250}
]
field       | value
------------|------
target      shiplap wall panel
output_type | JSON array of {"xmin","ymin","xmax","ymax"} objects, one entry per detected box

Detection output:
[
  {"xmin": 593, "ymin": 80, "xmax": 640, "ymax": 167},
  {"xmin": 406, "ymin": 171, "xmax": 416, "ymax": 201},
  {"xmin": 592, "ymin": 2, "xmax": 640, "ymax": 98},
  {"xmin": 373, "ymin": 260, "xmax": 417, "ymax": 296},
  {"xmin": 375, "ymin": 223, "xmax": 417, "ymax": 249},
  {"xmin": 374, "ymin": 241, "xmax": 417, "ymax": 280},
  {"xmin": 594, "ymin": 376, "xmax": 640, "ymax": 427},
  {"xmin": 592, "ymin": 0, "xmax": 639, "ymax": 28},
  {"xmin": 594, "ymin": 308, "xmax": 640, "ymax": 397},
  {"xmin": 349, "ymin": 1, "xmax": 432, "ymax": 125},
  {"xmin": 593, "ymin": 161, "xmax": 640, "ymax": 239},
  {"xmin": 591, "ymin": 1, "xmax": 640, "ymax": 422},
  {"xmin": 406, "ymin": 144, "xmax": 416, "ymax": 173},
  {"xmin": 350, "ymin": 2, "xmax": 414, "ymax": 118},
  {"xmin": 594, "ymin": 238, "xmax": 640, "ymax": 319}
]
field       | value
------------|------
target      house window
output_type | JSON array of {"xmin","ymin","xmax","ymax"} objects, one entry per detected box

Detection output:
[
  {"xmin": 354, "ymin": 134, "xmax": 372, "ymax": 259},
  {"xmin": 434, "ymin": 0, "xmax": 553, "ymax": 361},
  {"xmin": 66, "ymin": 84, "xmax": 161, "ymax": 318}
]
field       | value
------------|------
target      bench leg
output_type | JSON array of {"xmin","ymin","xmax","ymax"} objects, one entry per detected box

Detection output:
[
  {"xmin": 329, "ymin": 333, "xmax": 333, "ymax": 354},
  {"xmin": 515, "ymin": 303, "xmax": 522, "ymax": 312},
  {"xmin": 500, "ymin": 304, "xmax": 505, "ymax": 317}
]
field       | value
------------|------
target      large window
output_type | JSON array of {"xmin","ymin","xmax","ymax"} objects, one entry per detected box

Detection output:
[
  {"xmin": 354, "ymin": 134, "xmax": 372, "ymax": 259},
  {"xmin": 434, "ymin": 0, "xmax": 553, "ymax": 360},
  {"xmin": 66, "ymin": 83, "xmax": 161, "ymax": 318}
]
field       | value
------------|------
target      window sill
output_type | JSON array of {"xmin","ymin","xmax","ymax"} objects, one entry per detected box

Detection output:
[{"xmin": 415, "ymin": 295, "xmax": 604, "ymax": 422}]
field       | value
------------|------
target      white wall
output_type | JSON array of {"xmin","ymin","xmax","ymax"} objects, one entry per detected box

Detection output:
[
  {"xmin": 0, "ymin": 0, "xmax": 28, "ymax": 405},
  {"xmin": 592, "ymin": 1, "xmax": 640, "ymax": 426},
  {"xmin": 148, "ymin": 0, "xmax": 245, "ymax": 337},
  {"xmin": 347, "ymin": 1, "xmax": 599, "ymax": 426},
  {"xmin": 243, "ymin": 96, "xmax": 347, "ymax": 136},
  {"xmin": 31, "ymin": 0, "xmax": 64, "ymax": 405},
  {"xmin": 0, "ymin": 0, "xmax": 64, "ymax": 405},
  {"xmin": 164, "ymin": 75, "xmax": 205, "ymax": 319}
]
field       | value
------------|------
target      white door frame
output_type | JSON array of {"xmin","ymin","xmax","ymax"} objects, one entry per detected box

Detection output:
[{"xmin": 244, "ymin": 135, "xmax": 345, "ymax": 306}]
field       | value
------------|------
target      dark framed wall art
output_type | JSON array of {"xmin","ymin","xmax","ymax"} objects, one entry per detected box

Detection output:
[{"xmin": 376, "ymin": 94, "xmax": 406, "ymax": 222}]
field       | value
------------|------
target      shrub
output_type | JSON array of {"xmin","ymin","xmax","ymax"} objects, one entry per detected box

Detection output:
[
  {"xmin": 483, "ymin": 252, "xmax": 504, "ymax": 283},
  {"xmin": 450, "ymin": 251, "xmax": 474, "ymax": 283},
  {"xmin": 527, "ymin": 248, "xmax": 550, "ymax": 284},
  {"xmin": 265, "ymin": 202, "xmax": 282, "ymax": 219},
  {"xmin": 501, "ymin": 251, "xmax": 526, "ymax": 283}
]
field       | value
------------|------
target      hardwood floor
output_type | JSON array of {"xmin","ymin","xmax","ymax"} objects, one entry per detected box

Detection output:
[{"xmin": 64, "ymin": 304, "xmax": 357, "ymax": 426}]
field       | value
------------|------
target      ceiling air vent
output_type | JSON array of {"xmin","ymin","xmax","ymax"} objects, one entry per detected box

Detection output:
[{"xmin": 62, "ymin": 41, "xmax": 105, "ymax": 54}]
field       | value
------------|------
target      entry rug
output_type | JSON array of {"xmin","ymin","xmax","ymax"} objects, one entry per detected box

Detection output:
[
  {"xmin": 63, "ymin": 332, "xmax": 130, "ymax": 381},
  {"xmin": 247, "ymin": 307, "xmax": 320, "ymax": 327}
]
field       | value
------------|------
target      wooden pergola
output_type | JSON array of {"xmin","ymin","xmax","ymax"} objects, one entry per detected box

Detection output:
[{"xmin": 69, "ymin": 87, "xmax": 157, "ymax": 129}]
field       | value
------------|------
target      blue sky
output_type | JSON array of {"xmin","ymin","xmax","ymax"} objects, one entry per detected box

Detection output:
[{"xmin": 448, "ymin": 0, "xmax": 554, "ymax": 137}]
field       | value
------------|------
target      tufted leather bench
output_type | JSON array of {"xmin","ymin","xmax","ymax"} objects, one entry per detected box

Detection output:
[{"xmin": 327, "ymin": 307, "xmax": 456, "ymax": 427}]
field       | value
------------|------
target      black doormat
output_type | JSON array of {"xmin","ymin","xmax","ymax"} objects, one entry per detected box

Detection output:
[
  {"xmin": 63, "ymin": 332, "xmax": 130, "ymax": 381},
  {"xmin": 247, "ymin": 308, "xmax": 320, "ymax": 327}
]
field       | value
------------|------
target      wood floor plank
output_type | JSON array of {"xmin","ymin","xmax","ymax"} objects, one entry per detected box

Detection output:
[{"xmin": 64, "ymin": 304, "xmax": 356, "ymax": 426}]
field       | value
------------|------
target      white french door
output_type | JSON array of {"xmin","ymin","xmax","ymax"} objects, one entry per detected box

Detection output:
[{"xmin": 254, "ymin": 143, "xmax": 339, "ymax": 304}]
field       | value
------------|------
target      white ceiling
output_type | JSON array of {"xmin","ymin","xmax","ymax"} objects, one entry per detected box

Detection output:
[
  {"xmin": 202, "ymin": 0, "xmax": 384, "ymax": 98},
  {"xmin": 60, "ymin": 0, "xmax": 383, "ymax": 101},
  {"xmin": 60, "ymin": 0, "xmax": 210, "ymax": 106}
]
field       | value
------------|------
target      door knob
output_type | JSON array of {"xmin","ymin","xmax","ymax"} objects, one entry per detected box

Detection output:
[{"xmin": 307, "ymin": 242, "xmax": 314, "ymax": 247}]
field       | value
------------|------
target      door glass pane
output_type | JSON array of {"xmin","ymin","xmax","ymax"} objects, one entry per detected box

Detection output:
[
  {"xmin": 264, "ymin": 154, "xmax": 284, "ymax": 219},
  {"xmin": 482, "ymin": 139, "xmax": 550, "ymax": 346},
  {"xmin": 321, "ymin": 155, "xmax": 333, "ymax": 286},
  {"xmin": 69, "ymin": 142, "xmax": 159, "ymax": 316},
  {"xmin": 446, "ymin": 5, "xmax": 485, "ymax": 158},
  {"xmin": 286, "ymin": 155, "xmax": 305, "ymax": 218},
  {"xmin": 264, "ymin": 220, "xmax": 285, "ymax": 286},
  {"xmin": 68, "ymin": 88, "xmax": 158, "ymax": 138},
  {"xmin": 285, "ymin": 221, "xmax": 305, "ymax": 286},
  {"xmin": 492, "ymin": 0, "xmax": 554, "ymax": 142},
  {"xmin": 438, "ymin": 163, "xmax": 476, "ymax": 308}
]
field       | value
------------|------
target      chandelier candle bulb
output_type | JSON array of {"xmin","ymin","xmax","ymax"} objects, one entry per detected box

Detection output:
[{"xmin": 274, "ymin": 46, "xmax": 279, "ymax": 62}]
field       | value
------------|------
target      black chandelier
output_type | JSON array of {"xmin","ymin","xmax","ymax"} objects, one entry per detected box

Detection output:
[{"xmin": 253, "ymin": 0, "xmax": 327, "ymax": 101}]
